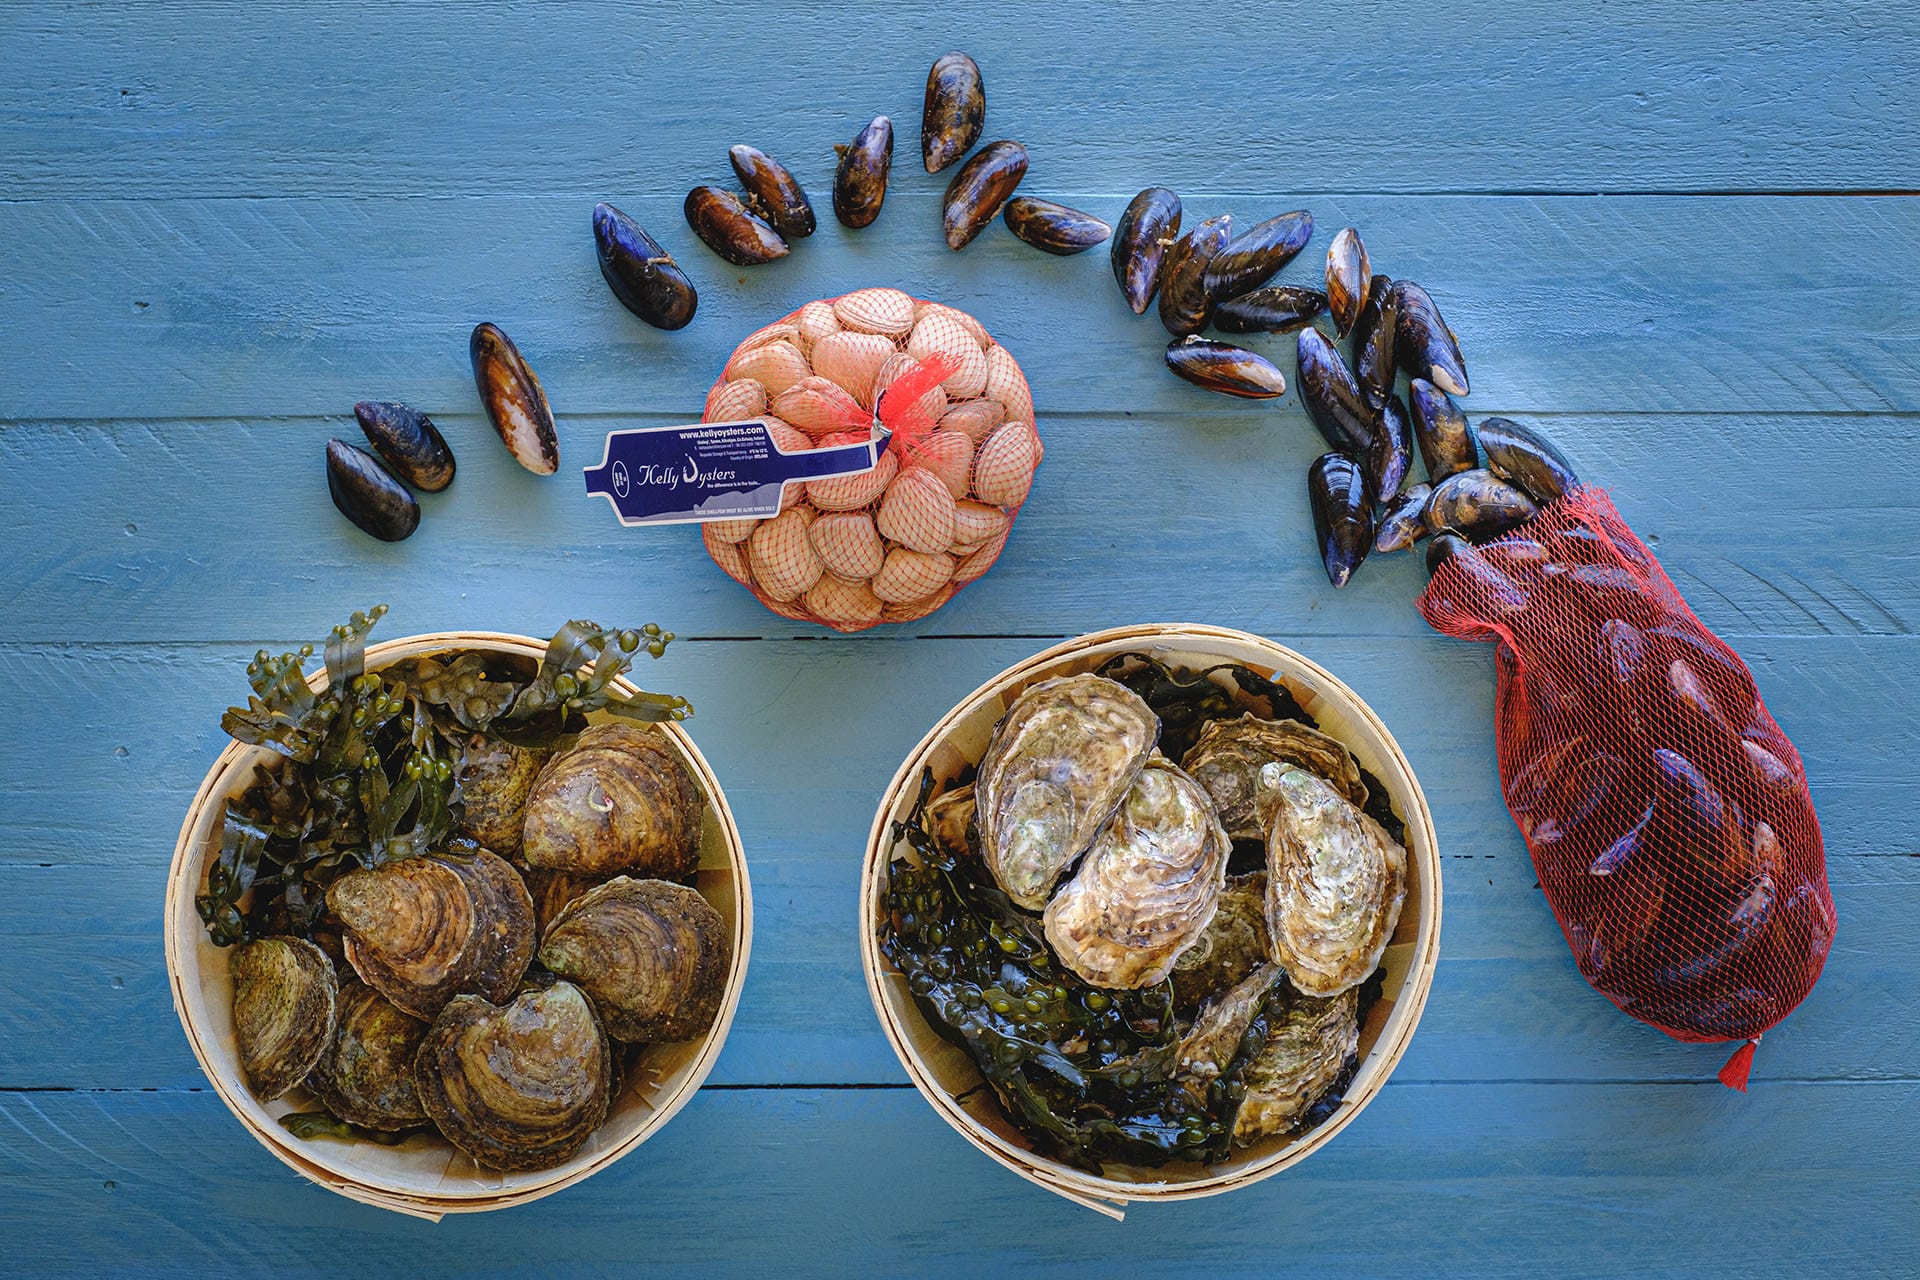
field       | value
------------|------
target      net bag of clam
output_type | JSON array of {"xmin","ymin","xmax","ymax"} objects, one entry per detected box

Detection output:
[
  {"xmin": 699, "ymin": 288, "xmax": 1041, "ymax": 631},
  {"xmin": 1417, "ymin": 487, "xmax": 1834, "ymax": 1087}
]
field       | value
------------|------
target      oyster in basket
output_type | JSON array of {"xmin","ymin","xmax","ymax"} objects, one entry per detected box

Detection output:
[
  {"xmin": 925, "ymin": 783, "xmax": 977, "ymax": 859},
  {"xmin": 1169, "ymin": 872, "xmax": 1271, "ymax": 1009},
  {"xmin": 1176, "ymin": 962, "xmax": 1284, "ymax": 1083},
  {"xmin": 453, "ymin": 734, "xmax": 555, "ymax": 858},
  {"xmin": 326, "ymin": 847, "xmax": 536, "ymax": 1021},
  {"xmin": 521, "ymin": 723, "xmax": 705, "ymax": 880},
  {"xmin": 1041, "ymin": 757, "xmax": 1230, "ymax": 989},
  {"xmin": 538, "ymin": 877, "xmax": 731, "ymax": 1044},
  {"xmin": 231, "ymin": 936, "xmax": 338, "ymax": 1102},
  {"xmin": 305, "ymin": 979, "xmax": 430, "ymax": 1130},
  {"xmin": 1181, "ymin": 714, "xmax": 1368, "ymax": 839},
  {"xmin": 414, "ymin": 981, "xmax": 613, "ymax": 1172},
  {"xmin": 1232, "ymin": 986, "xmax": 1360, "ymax": 1145},
  {"xmin": 1263, "ymin": 766, "xmax": 1408, "ymax": 998},
  {"xmin": 975, "ymin": 674, "xmax": 1159, "ymax": 911}
]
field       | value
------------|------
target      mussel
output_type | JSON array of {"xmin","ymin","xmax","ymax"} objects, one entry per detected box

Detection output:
[
  {"xmin": 1203, "ymin": 210, "xmax": 1314, "ymax": 303},
  {"xmin": 538, "ymin": 877, "xmax": 730, "ymax": 1043},
  {"xmin": 683, "ymin": 185, "xmax": 789, "ymax": 266},
  {"xmin": 922, "ymin": 52, "xmax": 985, "ymax": 173},
  {"xmin": 470, "ymin": 322, "xmax": 559, "ymax": 475},
  {"xmin": 1308, "ymin": 452, "xmax": 1372, "ymax": 588},
  {"xmin": 1157, "ymin": 213, "xmax": 1233, "ymax": 336},
  {"xmin": 1409, "ymin": 377, "xmax": 1476, "ymax": 482},
  {"xmin": 326, "ymin": 438, "xmax": 420, "ymax": 542},
  {"xmin": 728, "ymin": 145, "xmax": 814, "ymax": 239},
  {"xmin": 1003, "ymin": 196, "xmax": 1110, "ymax": 255},
  {"xmin": 1351, "ymin": 273, "xmax": 1399, "ymax": 409},
  {"xmin": 942, "ymin": 140, "xmax": 1028, "ymax": 250},
  {"xmin": 414, "ymin": 982, "xmax": 612, "ymax": 1172},
  {"xmin": 453, "ymin": 735, "xmax": 555, "ymax": 858},
  {"xmin": 1164, "ymin": 337, "xmax": 1287, "ymax": 398},
  {"xmin": 1425, "ymin": 533, "xmax": 1528, "ymax": 617},
  {"xmin": 1426, "ymin": 467, "xmax": 1539, "ymax": 541},
  {"xmin": 1324, "ymin": 227, "xmax": 1371, "ymax": 337},
  {"xmin": 1391, "ymin": 280, "xmax": 1470, "ymax": 396},
  {"xmin": 1110, "ymin": 186, "xmax": 1182, "ymax": 314},
  {"xmin": 833, "ymin": 116, "xmax": 893, "ymax": 229},
  {"xmin": 592, "ymin": 202, "xmax": 698, "ymax": 330},
  {"xmin": 1367, "ymin": 392, "xmax": 1414, "ymax": 501},
  {"xmin": 354, "ymin": 401, "xmax": 454, "ymax": 492},
  {"xmin": 1374, "ymin": 483, "xmax": 1432, "ymax": 553},
  {"xmin": 1211, "ymin": 285, "xmax": 1327, "ymax": 334},
  {"xmin": 231, "ymin": 936, "xmax": 338, "ymax": 1102},
  {"xmin": 1263, "ymin": 766, "xmax": 1407, "ymax": 997},
  {"xmin": 305, "ymin": 979, "xmax": 430, "ymax": 1130},
  {"xmin": 1182, "ymin": 713, "xmax": 1367, "ymax": 838},
  {"xmin": 1296, "ymin": 327, "xmax": 1374, "ymax": 456},
  {"xmin": 1478, "ymin": 416, "xmax": 1580, "ymax": 505},
  {"xmin": 521, "ymin": 723, "xmax": 705, "ymax": 880}
]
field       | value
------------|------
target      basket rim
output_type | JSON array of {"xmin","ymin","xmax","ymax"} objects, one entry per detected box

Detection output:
[
  {"xmin": 164, "ymin": 630, "xmax": 754, "ymax": 1216},
  {"xmin": 858, "ymin": 622, "xmax": 1443, "ymax": 1212}
]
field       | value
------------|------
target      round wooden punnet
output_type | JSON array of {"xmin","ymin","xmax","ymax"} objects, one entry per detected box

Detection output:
[
  {"xmin": 164, "ymin": 632, "xmax": 753, "ymax": 1220},
  {"xmin": 860, "ymin": 624, "xmax": 1442, "ymax": 1219}
]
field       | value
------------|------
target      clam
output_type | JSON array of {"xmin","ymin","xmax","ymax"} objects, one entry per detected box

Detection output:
[
  {"xmin": 354, "ymin": 401, "xmax": 454, "ymax": 492},
  {"xmin": 1373, "ymin": 483, "xmax": 1433, "ymax": 554},
  {"xmin": 974, "ymin": 673, "xmax": 1158, "ymax": 910},
  {"xmin": 922, "ymin": 51, "xmax": 985, "ymax": 173},
  {"xmin": 1111, "ymin": 186, "xmax": 1183, "ymax": 314},
  {"xmin": 876, "ymin": 466, "xmax": 958, "ymax": 554},
  {"xmin": 942, "ymin": 139, "xmax": 1028, "ymax": 250},
  {"xmin": 1042, "ymin": 757, "xmax": 1230, "ymax": 989},
  {"xmin": 1003, "ymin": 197, "xmax": 1112, "ymax": 255},
  {"xmin": 470, "ymin": 322, "xmax": 559, "ymax": 475},
  {"xmin": 1262, "ymin": 765, "xmax": 1407, "ymax": 997},
  {"xmin": 305, "ymin": 980, "xmax": 430, "ymax": 1130},
  {"xmin": 1157, "ymin": 212, "xmax": 1234, "ymax": 336},
  {"xmin": 1177, "ymin": 962, "xmax": 1283, "ymax": 1081},
  {"xmin": 1477, "ymin": 416, "xmax": 1580, "ymax": 505},
  {"xmin": 1409, "ymin": 377, "xmax": 1476, "ymax": 482},
  {"xmin": 1308, "ymin": 452, "xmax": 1373, "ymax": 588},
  {"xmin": 326, "ymin": 438, "xmax": 420, "ymax": 542},
  {"xmin": 1295, "ymin": 328, "xmax": 1373, "ymax": 457},
  {"xmin": 1351, "ymin": 273, "xmax": 1399, "ymax": 409},
  {"xmin": 231, "ymin": 936, "xmax": 338, "ymax": 1102},
  {"xmin": 728, "ymin": 145, "xmax": 814, "ymax": 239},
  {"xmin": 326, "ymin": 848, "xmax": 536, "ymax": 1020},
  {"xmin": 538, "ymin": 877, "xmax": 730, "ymax": 1043},
  {"xmin": 1204, "ymin": 210, "xmax": 1314, "ymax": 303},
  {"xmin": 1391, "ymin": 280, "xmax": 1470, "ymax": 396},
  {"xmin": 1232, "ymin": 987, "xmax": 1359, "ymax": 1144},
  {"xmin": 833, "ymin": 116, "xmax": 893, "ymax": 229},
  {"xmin": 870, "ymin": 547, "xmax": 956, "ymax": 605},
  {"xmin": 1212, "ymin": 285, "xmax": 1327, "ymax": 335},
  {"xmin": 592, "ymin": 202, "xmax": 698, "ymax": 330},
  {"xmin": 521, "ymin": 722, "xmax": 705, "ymax": 880},
  {"xmin": 1324, "ymin": 227, "xmax": 1371, "ymax": 337},
  {"xmin": 808, "ymin": 573, "xmax": 886, "ymax": 630},
  {"xmin": 1367, "ymin": 393, "xmax": 1414, "ymax": 502},
  {"xmin": 414, "ymin": 982, "xmax": 612, "ymax": 1172},
  {"xmin": 1170, "ymin": 874, "xmax": 1272, "ymax": 1010},
  {"xmin": 1182, "ymin": 713, "xmax": 1367, "ymax": 838},
  {"xmin": 1425, "ymin": 467, "xmax": 1539, "ymax": 541},
  {"xmin": 1165, "ymin": 337, "xmax": 1287, "ymax": 398},
  {"xmin": 684, "ymin": 185, "xmax": 789, "ymax": 266},
  {"xmin": 453, "ymin": 735, "xmax": 555, "ymax": 858}
]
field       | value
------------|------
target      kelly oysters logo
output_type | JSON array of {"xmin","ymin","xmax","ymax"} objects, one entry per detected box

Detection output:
[{"xmin": 585, "ymin": 419, "xmax": 889, "ymax": 527}]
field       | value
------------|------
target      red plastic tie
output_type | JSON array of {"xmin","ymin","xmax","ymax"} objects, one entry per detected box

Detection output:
[
  {"xmin": 1717, "ymin": 1037, "xmax": 1760, "ymax": 1092},
  {"xmin": 877, "ymin": 353, "xmax": 958, "ymax": 462}
]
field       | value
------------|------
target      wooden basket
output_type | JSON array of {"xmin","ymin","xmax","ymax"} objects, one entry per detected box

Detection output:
[
  {"xmin": 859, "ymin": 624, "xmax": 1442, "ymax": 1219},
  {"xmin": 164, "ymin": 632, "xmax": 753, "ymax": 1220}
]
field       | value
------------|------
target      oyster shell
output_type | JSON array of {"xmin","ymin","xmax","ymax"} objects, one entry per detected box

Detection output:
[
  {"xmin": 1231, "ymin": 987, "xmax": 1359, "ymax": 1144},
  {"xmin": 1176, "ymin": 961, "xmax": 1283, "ymax": 1082},
  {"xmin": 305, "ymin": 979, "xmax": 430, "ymax": 1130},
  {"xmin": 1041, "ymin": 757, "xmax": 1230, "ymax": 989},
  {"xmin": 1263, "ymin": 766, "xmax": 1408, "ymax": 997},
  {"xmin": 414, "ymin": 981, "xmax": 613, "ymax": 1172},
  {"xmin": 926, "ymin": 783, "xmax": 977, "ymax": 858},
  {"xmin": 326, "ymin": 847, "xmax": 536, "ymax": 1020},
  {"xmin": 524, "ymin": 866, "xmax": 602, "ymax": 942},
  {"xmin": 975, "ymin": 674, "xmax": 1159, "ymax": 911},
  {"xmin": 231, "ymin": 936, "xmax": 338, "ymax": 1102},
  {"xmin": 1169, "ymin": 871, "xmax": 1271, "ymax": 1009},
  {"xmin": 538, "ymin": 877, "xmax": 731, "ymax": 1044},
  {"xmin": 521, "ymin": 723, "xmax": 705, "ymax": 879},
  {"xmin": 453, "ymin": 734, "xmax": 554, "ymax": 858},
  {"xmin": 1181, "ymin": 714, "xmax": 1368, "ymax": 839}
]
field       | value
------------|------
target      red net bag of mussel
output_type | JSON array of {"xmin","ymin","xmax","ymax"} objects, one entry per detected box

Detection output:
[
  {"xmin": 699, "ymin": 288, "xmax": 1041, "ymax": 632},
  {"xmin": 1416, "ymin": 487, "xmax": 1835, "ymax": 1088}
]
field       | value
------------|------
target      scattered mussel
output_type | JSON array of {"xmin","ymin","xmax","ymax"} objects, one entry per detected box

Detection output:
[
  {"xmin": 1296, "ymin": 327, "xmax": 1374, "ymax": 457},
  {"xmin": 326, "ymin": 438, "xmax": 420, "ymax": 542},
  {"xmin": 1479, "ymin": 416, "xmax": 1581, "ymax": 505},
  {"xmin": 922, "ymin": 51, "xmax": 985, "ymax": 174},
  {"xmin": 1308, "ymin": 452, "xmax": 1372, "ymax": 588},
  {"xmin": 1392, "ymin": 280, "xmax": 1470, "ymax": 396},
  {"xmin": 1003, "ymin": 196, "xmax": 1111, "ymax": 255},
  {"xmin": 1366, "ymin": 393, "xmax": 1414, "ymax": 502},
  {"xmin": 471, "ymin": 322, "xmax": 559, "ymax": 475},
  {"xmin": 1204, "ymin": 210, "xmax": 1314, "ymax": 304},
  {"xmin": 942, "ymin": 139, "xmax": 1028, "ymax": 249},
  {"xmin": 1165, "ymin": 337, "xmax": 1287, "ymax": 399},
  {"xmin": 833, "ymin": 115, "xmax": 894, "ymax": 229},
  {"xmin": 1212, "ymin": 285, "xmax": 1326, "ymax": 335},
  {"xmin": 592, "ymin": 202, "xmax": 698, "ymax": 330},
  {"xmin": 1111, "ymin": 186, "xmax": 1182, "ymax": 314},
  {"xmin": 1351, "ymin": 273, "xmax": 1399, "ymax": 409},
  {"xmin": 354, "ymin": 400, "xmax": 454, "ymax": 493},
  {"xmin": 1158, "ymin": 212, "xmax": 1234, "ymax": 336},
  {"xmin": 728, "ymin": 145, "xmax": 815, "ymax": 239},
  {"xmin": 1374, "ymin": 484, "xmax": 1432, "ymax": 554},
  {"xmin": 1325, "ymin": 227, "xmax": 1371, "ymax": 337},
  {"xmin": 1409, "ymin": 378, "xmax": 1476, "ymax": 482},
  {"xmin": 1426, "ymin": 468, "xmax": 1540, "ymax": 542},
  {"xmin": 684, "ymin": 184, "xmax": 789, "ymax": 266}
]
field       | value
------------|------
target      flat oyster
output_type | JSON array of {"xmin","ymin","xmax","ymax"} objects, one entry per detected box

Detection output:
[
  {"xmin": 231, "ymin": 936, "xmax": 338, "ymax": 1102},
  {"xmin": 1169, "ymin": 872, "xmax": 1270, "ymax": 1009},
  {"xmin": 305, "ymin": 979, "xmax": 429, "ymax": 1130},
  {"xmin": 1041, "ymin": 757, "xmax": 1229, "ymax": 988},
  {"xmin": 1181, "ymin": 714, "xmax": 1367, "ymax": 839},
  {"xmin": 326, "ymin": 847, "xmax": 536, "ymax": 1020},
  {"xmin": 976, "ymin": 674, "xmax": 1159, "ymax": 910},
  {"xmin": 538, "ymin": 876, "xmax": 731, "ymax": 1043},
  {"xmin": 521, "ymin": 722, "xmax": 705, "ymax": 880},
  {"xmin": 1232, "ymin": 987, "xmax": 1359, "ymax": 1144},
  {"xmin": 1263, "ymin": 766, "xmax": 1407, "ymax": 997}
]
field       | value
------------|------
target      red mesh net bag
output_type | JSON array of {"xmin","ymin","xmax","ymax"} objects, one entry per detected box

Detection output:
[
  {"xmin": 1417, "ymin": 487, "xmax": 1835, "ymax": 1088},
  {"xmin": 698, "ymin": 288, "xmax": 1041, "ymax": 632}
]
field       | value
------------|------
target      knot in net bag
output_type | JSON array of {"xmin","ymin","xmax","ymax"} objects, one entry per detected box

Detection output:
[
  {"xmin": 1416, "ymin": 488, "xmax": 1835, "ymax": 1089},
  {"xmin": 699, "ymin": 289, "xmax": 1041, "ymax": 632}
]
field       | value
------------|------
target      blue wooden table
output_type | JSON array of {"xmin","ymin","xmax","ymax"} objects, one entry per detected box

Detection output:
[{"xmin": 3, "ymin": 3, "xmax": 1916, "ymax": 1274}]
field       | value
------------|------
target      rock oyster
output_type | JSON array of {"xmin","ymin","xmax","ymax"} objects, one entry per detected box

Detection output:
[
  {"xmin": 305, "ymin": 979, "xmax": 429, "ymax": 1130},
  {"xmin": 521, "ymin": 723, "xmax": 705, "ymax": 880},
  {"xmin": 1232, "ymin": 987, "xmax": 1360, "ymax": 1144},
  {"xmin": 1181, "ymin": 714, "xmax": 1368, "ymax": 839},
  {"xmin": 538, "ymin": 877, "xmax": 730, "ymax": 1044},
  {"xmin": 1169, "ymin": 872, "xmax": 1271, "ymax": 1009},
  {"xmin": 231, "ymin": 936, "xmax": 337, "ymax": 1102},
  {"xmin": 1176, "ymin": 962, "xmax": 1283, "ymax": 1083},
  {"xmin": 975, "ymin": 674, "xmax": 1158, "ymax": 911},
  {"xmin": 326, "ymin": 847, "xmax": 536, "ymax": 1021},
  {"xmin": 414, "ymin": 981, "xmax": 613, "ymax": 1172},
  {"xmin": 1042, "ymin": 757, "xmax": 1230, "ymax": 989},
  {"xmin": 1263, "ymin": 766, "xmax": 1408, "ymax": 997}
]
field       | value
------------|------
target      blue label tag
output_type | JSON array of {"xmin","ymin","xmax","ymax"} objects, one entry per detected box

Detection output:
[{"xmin": 583, "ymin": 419, "xmax": 890, "ymax": 526}]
